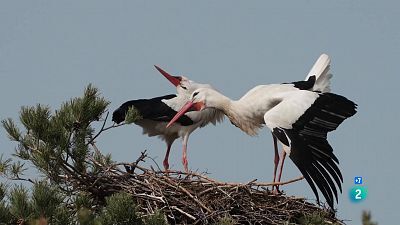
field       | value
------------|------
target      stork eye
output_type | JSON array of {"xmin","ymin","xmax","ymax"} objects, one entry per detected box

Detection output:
[
  {"xmin": 181, "ymin": 85, "xmax": 187, "ymax": 90},
  {"xmin": 192, "ymin": 92, "xmax": 199, "ymax": 98}
]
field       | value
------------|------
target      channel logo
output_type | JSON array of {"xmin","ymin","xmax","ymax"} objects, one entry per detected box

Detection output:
[{"xmin": 349, "ymin": 176, "xmax": 367, "ymax": 203}]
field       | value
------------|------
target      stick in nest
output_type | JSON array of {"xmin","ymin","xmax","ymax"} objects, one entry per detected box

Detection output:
[{"xmin": 82, "ymin": 153, "xmax": 342, "ymax": 225}]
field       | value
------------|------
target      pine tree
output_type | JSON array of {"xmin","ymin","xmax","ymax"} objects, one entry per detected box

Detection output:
[{"xmin": 0, "ymin": 84, "xmax": 168, "ymax": 225}]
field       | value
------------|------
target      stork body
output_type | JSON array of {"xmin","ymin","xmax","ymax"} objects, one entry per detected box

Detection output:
[
  {"xmin": 167, "ymin": 64, "xmax": 357, "ymax": 209},
  {"xmin": 112, "ymin": 66, "xmax": 223, "ymax": 172}
]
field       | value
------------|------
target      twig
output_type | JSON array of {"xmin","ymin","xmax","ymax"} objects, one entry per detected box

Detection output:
[
  {"xmin": 9, "ymin": 176, "xmax": 34, "ymax": 184},
  {"xmin": 171, "ymin": 206, "xmax": 196, "ymax": 220},
  {"xmin": 164, "ymin": 176, "xmax": 212, "ymax": 213},
  {"xmin": 86, "ymin": 112, "xmax": 125, "ymax": 145},
  {"xmin": 155, "ymin": 169, "xmax": 303, "ymax": 187},
  {"xmin": 254, "ymin": 176, "xmax": 305, "ymax": 187},
  {"xmin": 127, "ymin": 151, "xmax": 147, "ymax": 173},
  {"xmin": 133, "ymin": 193, "xmax": 165, "ymax": 203},
  {"xmin": 87, "ymin": 111, "xmax": 109, "ymax": 145}
]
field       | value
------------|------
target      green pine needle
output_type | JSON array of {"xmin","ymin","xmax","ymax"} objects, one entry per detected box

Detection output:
[
  {"xmin": 100, "ymin": 192, "xmax": 143, "ymax": 225},
  {"xmin": 1, "ymin": 118, "xmax": 21, "ymax": 141},
  {"xmin": 144, "ymin": 210, "xmax": 168, "ymax": 225},
  {"xmin": 9, "ymin": 161, "xmax": 26, "ymax": 179},
  {"xmin": 125, "ymin": 106, "xmax": 142, "ymax": 124},
  {"xmin": 9, "ymin": 185, "xmax": 32, "ymax": 220},
  {"xmin": 0, "ymin": 183, "xmax": 6, "ymax": 201},
  {"xmin": 19, "ymin": 104, "xmax": 51, "ymax": 140},
  {"xmin": 31, "ymin": 182, "xmax": 63, "ymax": 219},
  {"xmin": 0, "ymin": 201, "xmax": 13, "ymax": 225},
  {"xmin": 0, "ymin": 155, "xmax": 11, "ymax": 175},
  {"xmin": 213, "ymin": 215, "xmax": 236, "ymax": 225}
]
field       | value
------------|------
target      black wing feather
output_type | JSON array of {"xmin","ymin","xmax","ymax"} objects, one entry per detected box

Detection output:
[
  {"xmin": 313, "ymin": 160, "xmax": 339, "ymax": 203},
  {"xmin": 112, "ymin": 94, "xmax": 194, "ymax": 126},
  {"xmin": 284, "ymin": 75, "xmax": 316, "ymax": 90},
  {"xmin": 286, "ymin": 132, "xmax": 335, "ymax": 208},
  {"xmin": 314, "ymin": 156, "xmax": 343, "ymax": 193}
]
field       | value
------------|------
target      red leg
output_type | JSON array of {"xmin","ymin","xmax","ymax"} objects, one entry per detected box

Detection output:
[
  {"xmin": 182, "ymin": 134, "xmax": 189, "ymax": 173},
  {"xmin": 272, "ymin": 135, "xmax": 280, "ymax": 193},
  {"xmin": 163, "ymin": 142, "xmax": 173, "ymax": 171},
  {"xmin": 277, "ymin": 149, "xmax": 287, "ymax": 183},
  {"xmin": 182, "ymin": 146, "xmax": 188, "ymax": 173}
]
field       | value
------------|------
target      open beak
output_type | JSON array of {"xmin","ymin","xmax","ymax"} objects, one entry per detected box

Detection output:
[
  {"xmin": 166, "ymin": 101, "xmax": 204, "ymax": 128},
  {"xmin": 154, "ymin": 65, "xmax": 181, "ymax": 87}
]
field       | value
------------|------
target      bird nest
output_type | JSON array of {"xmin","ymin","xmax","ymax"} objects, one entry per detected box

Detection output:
[{"xmin": 81, "ymin": 151, "xmax": 343, "ymax": 225}]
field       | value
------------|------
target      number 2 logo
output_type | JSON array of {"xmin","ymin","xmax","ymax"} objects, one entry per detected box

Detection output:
[
  {"xmin": 355, "ymin": 189, "xmax": 362, "ymax": 199},
  {"xmin": 349, "ymin": 186, "xmax": 367, "ymax": 202}
]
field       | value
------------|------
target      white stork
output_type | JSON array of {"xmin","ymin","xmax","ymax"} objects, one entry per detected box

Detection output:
[
  {"xmin": 112, "ymin": 66, "xmax": 224, "ymax": 172},
  {"xmin": 166, "ymin": 56, "xmax": 357, "ymax": 209}
]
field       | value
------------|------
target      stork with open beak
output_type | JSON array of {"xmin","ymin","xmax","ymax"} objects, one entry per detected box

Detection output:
[
  {"xmin": 112, "ymin": 66, "xmax": 224, "ymax": 172},
  {"xmin": 166, "ymin": 54, "xmax": 357, "ymax": 209}
]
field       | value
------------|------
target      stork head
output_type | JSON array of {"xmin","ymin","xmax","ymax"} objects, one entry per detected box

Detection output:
[
  {"xmin": 154, "ymin": 65, "xmax": 212, "ymax": 96},
  {"xmin": 154, "ymin": 65, "xmax": 182, "ymax": 87},
  {"xmin": 167, "ymin": 88, "xmax": 221, "ymax": 128}
]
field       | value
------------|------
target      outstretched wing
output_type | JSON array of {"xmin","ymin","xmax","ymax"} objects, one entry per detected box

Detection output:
[
  {"xmin": 264, "ymin": 90, "xmax": 357, "ymax": 209},
  {"xmin": 112, "ymin": 94, "xmax": 194, "ymax": 126}
]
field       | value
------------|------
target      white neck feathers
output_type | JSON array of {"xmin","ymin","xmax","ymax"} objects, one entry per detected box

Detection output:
[{"xmin": 208, "ymin": 92, "xmax": 263, "ymax": 136}]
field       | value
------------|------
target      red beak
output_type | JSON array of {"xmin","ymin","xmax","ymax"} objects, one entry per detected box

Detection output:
[
  {"xmin": 154, "ymin": 65, "xmax": 181, "ymax": 87},
  {"xmin": 166, "ymin": 101, "xmax": 204, "ymax": 128}
]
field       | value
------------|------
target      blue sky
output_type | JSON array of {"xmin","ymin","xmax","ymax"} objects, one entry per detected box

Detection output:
[{"xmin": 1, "ymin": 1, "xmax": 398, "ymax": 224}]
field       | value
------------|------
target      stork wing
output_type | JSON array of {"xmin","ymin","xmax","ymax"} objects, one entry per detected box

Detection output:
[
  {"xmin": 112, "ymin": 94, "xmax": 194, "ymax": 126},
  {"xmin": 264, "ymin": 90, "xmax": 357, "ymax": 209}
]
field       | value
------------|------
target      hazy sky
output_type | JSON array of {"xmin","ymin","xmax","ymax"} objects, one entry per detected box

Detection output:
[{"xmin": 1, "ymin": 1, "xmax": 399, "ymax": 224}]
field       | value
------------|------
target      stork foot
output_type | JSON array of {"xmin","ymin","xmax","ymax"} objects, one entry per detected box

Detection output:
[{"xmin": 272, "ymin": 186, "xmax": 282, "ymax": 195}]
